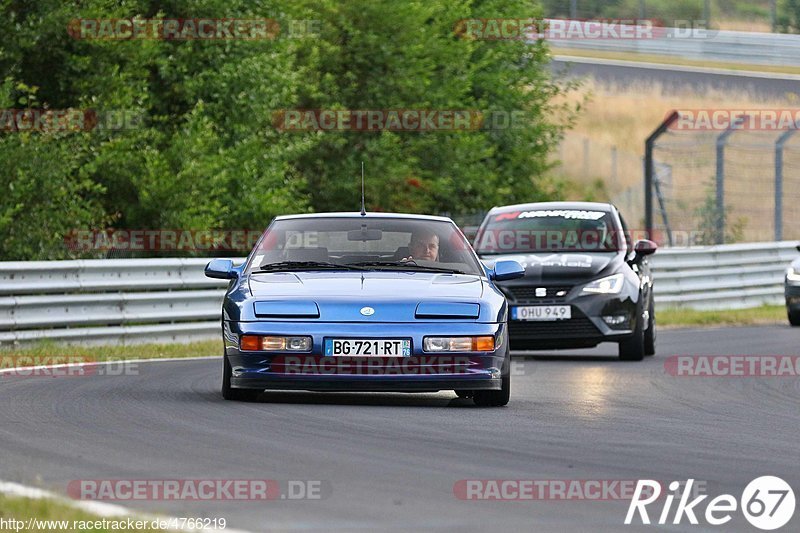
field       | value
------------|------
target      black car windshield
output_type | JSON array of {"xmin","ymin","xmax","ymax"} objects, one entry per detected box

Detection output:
[
  {"xmin": 474, "ymin": 209, "xmax": 625, "ymax": 254},
  {"xmin": 246, "ymin": 217, "xmax": 484, "ymax": 276}
]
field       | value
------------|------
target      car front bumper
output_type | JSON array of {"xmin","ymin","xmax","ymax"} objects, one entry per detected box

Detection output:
[
  {"xmin": 504, "ymin": 291, "xmax": 641, "ymax": 350},
  {"xmin": 223, "ymin": 321, "xmax": 508, "ymax": 392}
]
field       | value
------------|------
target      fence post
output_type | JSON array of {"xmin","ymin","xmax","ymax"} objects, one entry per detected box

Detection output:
[
  {"xmin": 775, "ymin": 128, "xmax": 798, "ymax": 241},
  {"xmin": 583, "ymin": 137, "xmax": 590, "ymax": 177},
  {"xmin": 570, "ymin": 0, "xmax": 577, "ymax": 19},
  {"xmin": 715, "ymin": 116, "xmax": 745, "ymax": 244},
  {"xmin": 610, "ymin": 146, "xmax": 618, "ymax": 184},
  {"xmin": 644, "ymin": 111, "xmax": 679, "ymax": 238}
]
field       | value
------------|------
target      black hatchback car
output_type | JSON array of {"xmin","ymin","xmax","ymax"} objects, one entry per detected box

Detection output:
[
  {"xmin": 787, "ymin": 245, "xmax": 800, "ymax": 326},
  {"xmin": 474, "ymin": 202, "xmax": 657, "ymax": 361}
]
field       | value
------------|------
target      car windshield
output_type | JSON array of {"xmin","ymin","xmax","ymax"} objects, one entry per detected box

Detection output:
[
  {"xmin": 474, "ymin": 209, "xmax": 625, "ymax": 254},
  {"xmin": 245, "ymin": 217, "xmax": 484, "ymax": 276}
]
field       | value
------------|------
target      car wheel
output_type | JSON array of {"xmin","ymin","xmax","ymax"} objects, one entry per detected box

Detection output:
[
  {"xmin": 455, "ymin": 390, "xmax": 473, "ymax": 399},
  {"xmin": 619, "ymin": 300, "xmax": 645, "ymax": 361},
  {"xmin": 789, "ymin": 309, "xmax": 800, "ymax": 327},
  {"xmin": 473, "ymin": 368, "xmax": 510, "ymax": 407},
  {"xmin": 222, "ymin": 355, "xmax": 261, "ymax": 402},
  {"xmin": 644, "ymin": 294, "xmax": 656, "ymax": 356}
]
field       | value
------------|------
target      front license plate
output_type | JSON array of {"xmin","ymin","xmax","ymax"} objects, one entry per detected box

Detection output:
[
  {"xmin": 512, "ymin": 305, "xmax": 571, "ymax": 321},
  {"xmin": 324, "ymin": 339, "xmax": 411, "ymax": 357}
]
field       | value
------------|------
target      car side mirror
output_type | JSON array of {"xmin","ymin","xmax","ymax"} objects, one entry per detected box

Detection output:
[
  {"xmin": 492, "ymin": 260, "xmax": 525, "ymax": 282},
  {"xmin": 634, "ymin": 239, "xmax": 658, "ymax": 257},
  {"xmin": 205, "ymin": 259, "xmax": 237, "ymax": 279}
]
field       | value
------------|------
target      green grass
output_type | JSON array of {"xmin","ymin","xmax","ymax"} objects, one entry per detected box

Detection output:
[
  {"xmin": 0, "ymin": 494, "xmax": 161, "ymax": 532},
  {"xmin": 0, "ymin": 339, "xmax": 220, "ymax": 365},
  {"xmin": 658, "ymin": 305, "xmax": 787, "ymax": 327}
]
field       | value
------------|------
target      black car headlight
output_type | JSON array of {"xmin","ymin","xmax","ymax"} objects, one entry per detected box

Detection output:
[{"xmin": 581, "ymin": 273, "xmax": 624, "ymax": 295}]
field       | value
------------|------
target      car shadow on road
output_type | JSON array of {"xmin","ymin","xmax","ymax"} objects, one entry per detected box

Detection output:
[
  {"xmin": 512, "ymin": 352, "xmax": 628, "ymax": 362},
  {"xmin": 244, "ymin": 390, "xmax": 483, "ymax": 408}
]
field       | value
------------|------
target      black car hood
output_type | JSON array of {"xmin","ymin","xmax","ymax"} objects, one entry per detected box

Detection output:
[{"xmin": 481, "ymin": 252, "xmax": 621, "ymax": 282}]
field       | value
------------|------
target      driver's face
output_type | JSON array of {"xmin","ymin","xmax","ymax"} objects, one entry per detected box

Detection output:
[{"xmin": 410, "ymin": 235, "xmax": 439, "ymax": 261}]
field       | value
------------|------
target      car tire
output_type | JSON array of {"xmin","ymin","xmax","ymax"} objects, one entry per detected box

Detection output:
[
  {"xmin": 222, "ymin": 355, "xmax": 261, "ymax": 402},
  {"xmin": 644, "ymin": 294, "xmax": 656, "ymax": 356},
  {"xmin": 789, "ymin": 309, "xmax": 800, "ymax": 327},
  {"xmin": 473, "ymin": 367, "xmax": 510, "ymax": 407},
  {"xmin": 619, "ymin": 300, "xmax": 645, "ymax": 361}
]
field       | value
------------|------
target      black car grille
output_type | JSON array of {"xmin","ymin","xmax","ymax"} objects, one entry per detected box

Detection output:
[
  {"xmin": 507, "ymin": 308, "xmax": 601, "ymax": 340},
  {"xmin": 504, "ymin": 285, "xmax": 574, "ymax": 304}
]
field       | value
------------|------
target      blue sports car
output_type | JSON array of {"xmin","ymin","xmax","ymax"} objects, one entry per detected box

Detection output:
[{"xmin": 205, "ymin": 212, "xmax": 524, "ymax": 406}]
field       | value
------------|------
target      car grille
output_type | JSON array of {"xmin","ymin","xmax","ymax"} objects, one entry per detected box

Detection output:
[
  {"xmin": 504, "ymin": 285, "xmax": 574, "ymax": 304},
  {"xmin": 507, "ymin": 308, "xmax": 601, "ymax": 340}
]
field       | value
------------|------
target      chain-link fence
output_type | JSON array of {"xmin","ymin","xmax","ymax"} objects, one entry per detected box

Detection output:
[
  {"xmin": 652, "ymin": 128, "xmax": 800, "ymax": 244},
  {"xmin": 553, "ymin": 134, "xmax": 645, "ymax": 227},
  {"xmin": 553, "ymin": 128, "xmax": 800, "ymax": 245}
]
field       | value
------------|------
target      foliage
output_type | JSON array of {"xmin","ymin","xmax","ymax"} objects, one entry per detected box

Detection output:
[{"xmin": 0, "ymin": 0, "xmax": 574, "ymax": 259}]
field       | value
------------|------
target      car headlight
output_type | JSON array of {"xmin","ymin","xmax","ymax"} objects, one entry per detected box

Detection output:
[
  {"xmin": 788, "ymin": 267, "xmax": 800, "ymax": 283},
  {"xmin": 240, "ymin": 335, "xmax": 312, "ymax": 352},
  {"xmin": 581, "ymin": 273, "xmax": 625, "ymax": 295},
  {"xmin": 423, "ymin": 336, "xmax": 495, "ymax": 352}
]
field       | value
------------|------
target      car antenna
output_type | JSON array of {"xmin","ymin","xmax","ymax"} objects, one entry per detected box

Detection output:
[{"xmin": 360, "ymin": 161, "xmax": 366, "ymax": 216}]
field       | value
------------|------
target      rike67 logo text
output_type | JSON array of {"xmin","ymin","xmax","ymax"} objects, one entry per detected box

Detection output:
[{"xmin": 626, "ymin": 477, "xmax": 795, "ymax": 530}]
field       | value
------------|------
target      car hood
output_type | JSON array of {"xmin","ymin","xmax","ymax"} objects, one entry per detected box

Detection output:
[
  {"xmin": 480, "ymin": 252, "xmax": 620, "ymax": 281},
  {"xmin": 243, "ymin": 271, "xmax": 491, "ymax": 322}
]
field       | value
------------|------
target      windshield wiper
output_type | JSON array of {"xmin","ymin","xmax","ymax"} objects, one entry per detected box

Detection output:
[
  {"xmin": 258, "ymin": 261, "xmax": 366, "ymax": 272},
  {"xmin": 349, "ymin": 260, "xmax": 466, "ymax": 275}
]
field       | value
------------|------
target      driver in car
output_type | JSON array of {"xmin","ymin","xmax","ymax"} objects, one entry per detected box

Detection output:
[{"xmin": 404, "ymin": 228, "xmax": 440, "ymax": 262}]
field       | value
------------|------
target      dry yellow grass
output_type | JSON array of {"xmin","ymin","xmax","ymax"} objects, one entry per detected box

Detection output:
[
  {"xmin": 557, "ymin": 79, "xmax": 800, "ymax": 155},
  {"xmin": 550, "ymin": 80, "xmax": 800, "ymax": 238},
  {"xmin": 714, "ymin": 19, "xmax": 772, "ymax": 32}
]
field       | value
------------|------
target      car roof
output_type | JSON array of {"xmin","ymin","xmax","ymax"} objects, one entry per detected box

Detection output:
[
  {"xmin": 488, "ymin": 201, "xmax": 616, "ymax": 214},
  {"xmin": 274, "ymin": 212, "xmax": 455, "ymax": 222}
]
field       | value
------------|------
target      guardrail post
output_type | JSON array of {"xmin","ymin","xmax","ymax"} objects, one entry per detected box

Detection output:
[
  {"xmin": 644, "ymin": 111, "xmax": 679, "ymax": 239},
  {"xmin": 775, "ymin": 128, "xmax": 798, "ymax": 241}
]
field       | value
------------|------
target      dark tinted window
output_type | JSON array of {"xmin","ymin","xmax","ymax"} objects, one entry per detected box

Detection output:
[{"xmin": 475, "ymin": 209, "xmax": 624, "ymax": 254}]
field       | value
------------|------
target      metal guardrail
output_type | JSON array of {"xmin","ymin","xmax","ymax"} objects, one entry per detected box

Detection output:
[
  {"xmin": 649, "ymin": 241, "xmax": 797, "ymax": 309},
  {"xmin": 0, "ymin": 259, "xmax": 236, "ymax": 346},
  {"xmin": 548, "ymin": 25, "xmax": 800, "ymax": 67},
  {"xmin": 0, "ymin": 243, "xmax": 796, "ymax": 345}
]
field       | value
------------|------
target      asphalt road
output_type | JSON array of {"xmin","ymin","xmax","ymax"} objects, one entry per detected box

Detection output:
[
  {"xmin": 1, "ymin": 326, "xmax": 798, "ymax": 532},
  {"xmin": 550, "ymin": 57, "xmax": 800, "ymax": 100}
]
